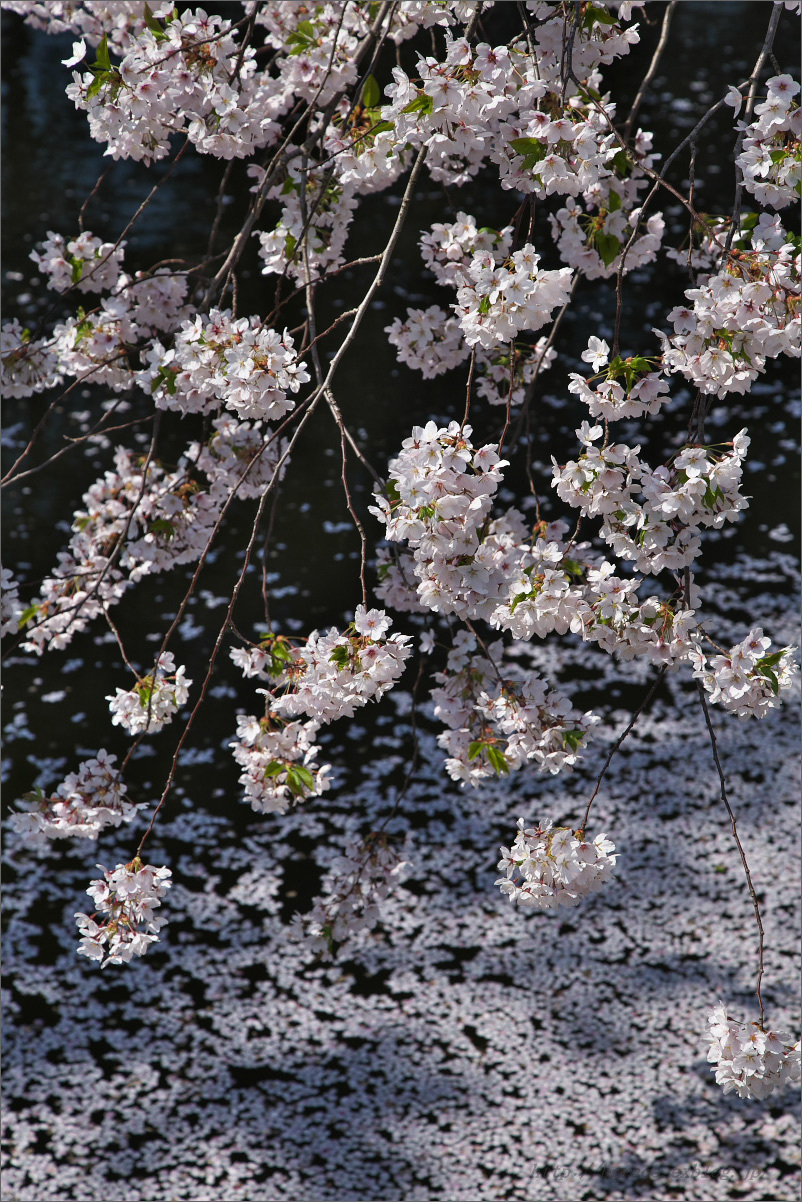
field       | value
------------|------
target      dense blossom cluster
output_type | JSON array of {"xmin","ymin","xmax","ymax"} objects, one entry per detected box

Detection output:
[
  {"xmin": 30, "ymin": 229, "xmax": 125, "ymax": 293},
  {"xmin": 568, "ymin": 336, "xmax": 670, "ymax": 420},
  {"xmin": 431, "ymin": 631, "xmax": 598, "ymax": 785},
  {"xmin": 75, "ymin": 858, "xmax": 172, "ymax": 967},
  {"xmin": 142, "ymin": 308, "xmax": 309, "ymax": 421},
  {"xmin": 265, "ymin": 608, "xmax": 412, "ymax": 723},
  {"xmin": 496, "ymin": 818, "xmax": 617, "ymax": 908},
  {"xmin": 735, "ymin": 74, "xmax": 801, "ymax": 209},
  {"xmin": 691, "ymin": 628, "xmax": 798, "ymax": 719},
  {"xmin": 454, "ymin": 244, "xmax": 573, "ymax": 349},
  {"xmin": 290, "ymin": 833, "xmax": 409, "ymax": 960},
  {"xmin": 707, "ymin": 1004, "xmax": 802, "ymax": 1100},
  {"xmin": 64, "ymin": 8, "xmax": 289, "ymax": 163},
  {"xmin": 552, "ymin": 423, "xmax": 751, "ymax": 574},
  {"xmin": 657, "ymin": 221, "xmax": 800, "ymax": 398},
  {"xmin": 1, "ymin": 566, "xmax": 23, "ymax": 637},
  {"xmin": 20, "ymin": 448, "xmax": 226, "ymax": 654},
  {"xmin": 2, "ymin": 1, "xmax": 176, "ymax": 51},
  {"xmin": 2, "ymin": 230, "xmax": 191, "ymax": 398},
  {"xmin": 432, "ymin": 634, "xmax": 596, "ymax": 783},
  {"xmin": 229, "ymin": 710, "xmax": 331, "ymax": 814},
  {"xmin": 107, "ymin": 652, "xmax": 192, "ymax": 735},
  {"xmin": 10, "ymin": 750, "xmax": 140, "ymax": 842}
]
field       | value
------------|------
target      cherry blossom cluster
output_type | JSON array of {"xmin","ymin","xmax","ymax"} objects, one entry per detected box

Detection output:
[
  {"xmin": 552, "ymin": 423, "xmax": 751, "ymax": 575},
  {"xmin": 657, "ymin": 227, "xmax": 800, "ymax": 398},
  {"xmin": 264, "ymin": 607, "xmax": 413, "ymax": 724},
  {"xmin": 1, "ymin": 259, "xmax": 191, "ymax": 398},
  {"xmin": 64, "ymin": 7, "xmax": 288, "ymax": 163},
  {"xmin": 188, "ymin": 413, "xmax": 288, "ymax": 500},
  {"xmin": 30, "ymin": 228, "xmax": 125, "ymax": 293},
  {"xmin": 419, "ymin": 211, "xmax": 512, "ymax": 289},
  {"xmin": 229, "ymin": 709, "xmax": 332, "ymax": 815},
  {"xmin": 475, "ymin": 336, "xmax": 556, "ymax": 406},
  {"xmin": 75, "ymin": 858, "xmax": 172, "ymax": 968},
  {"xmin": 9, "ymin": 750, "xmax": 140, "ymax": 843},
  {"xmin": 379, "ymin": 8, "xmax": 645, "ymax": 189},
  {"xmin": 385, "ymin": 305, "xmax": 469, "ymax": 379},
  {"xmin": 431, "ymin": 631, "xmax": 598, "ymax": 786},
  {"xmin": 142, "ymin": 308, "xmax": 309, "ymax": 421},
  {"xmin": 290, "ymin": 832, "xmax": 409, "ymax": 960},
  {"xmin": 568, "ymin": 336, "xmax": 671, "ymax": 420},
  {"xmin": 369, "ymin": 420, "xmax": 512, "ymax": 619},
  {"xmin": 2, "ymin": 1, "xmax": 176, "ymax": 52},
  {"xmin": 251, "ymin": 162, "xmax": 359, "ymax": 285},
  {"xmin": 252, "ymin": 1, "xmax": 371, "ymax": 106},
  {"xmin": 454, "ymin": 244, "xmax": 573, "ymax": 349},
  {"xmin": 707, "ymin": 1003, "xmax": 801, "ymax": 1100},
  {"xmin": 374, "ymin": 546, "xmax": 429, "ymax": 615},
  {"xmin": 19, "ymin": 448, "xmax": 226, "ymax": 654},
  {"xmin": 1, "ymin": 566, "xmax": 23, "ymax": 637},
  {"xmin": 690, "ymin": 628, "xmax": 798, "ymax": 718},
  {"xmin": 496, "ymin": 817, "xmax": 617, "ymax": 909},
  {"xmin": 107, "ymin": 652, "xmax": 192, "ymax": 736},
  {"xmin": 1, "ymin": 318, "xmax": 65, "ymax": 398},
  {"xmin": 386, "ymin": 213, "xmax": 557, "ymax": 401},
  {"xmin": 735, "ymin": 74, "xmax": 801, "ymax": 209},
  {"xmin": 549, "ymin": 192, "xmax": 665, "ymax": 280}
]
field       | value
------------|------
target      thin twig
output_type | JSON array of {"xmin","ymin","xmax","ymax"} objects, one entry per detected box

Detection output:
[
  {"xmin": 696, "ymin": 682, "xmax": 766, "ymax": 1028},
  {"xmin": 622, "ymin": 1, "xmax": 677, "ymax": 144},
  {"xmin": 579, "ymin": 667, "xmax": 667, "ymax": 834}
]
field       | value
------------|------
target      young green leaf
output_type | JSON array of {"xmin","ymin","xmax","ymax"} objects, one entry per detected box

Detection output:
[
  {"xmin": 594, "ymin": 232, "xmax": 620, "ymax": 267},
  {"xmin": 362, "ymin": 74, "xmax": 380, "ymax": 109},
  {"xmin": 486, "ymin": 745, "xmax": 510, "ymax": 775}
]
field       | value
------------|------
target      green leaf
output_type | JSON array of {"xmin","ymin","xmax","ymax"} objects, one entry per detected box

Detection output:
[
  {"xmin": 760, "ymin": 668, "xmax": 780, "ymax": 695},
  {"xmin": 329, "ymin": 645, "xmax": 350, "ymax": 670},
  {"xmin": 467, "ymin": 740, "xmax": 485, "ymax": 761},
  {"xmin": 611, "ymin": 149, "xmax": 631, "ymax": 176},
  {"xmin": 86, "ymin": 73, "xmax": 106, "ymax": 101},
  {"xmin": 284, "ymin": 233, "xmax": 298, "ymax": 260},
  {"xmin": 562, "ymin": 729, "xmax": 585, "ymax": 753},
  {"xmin": 148, "ymin": 518, "xmax": 175, "ymax": 539},
  {"xmin": 291, "ymin": 764, "xmax": 314, "ymax": 789},
  {"xmin": 17, "ymin": 603, "xmax": 40, "ymax": 630},
  {"xmin": 401, "ymin": 93, "xmax": 434, "ymax": 115},
  {"xmin": 757, "ymin": 650, "xmax": 786, "ymax": 669},
  {"xmin": 509, "ymin": 136, "xmax": 547, "ymax": 171},
  {"xmin": 583, "ymin": 3, "xmax": 618, "ymax": 28},
  {"xmin": 286, "ymin": 764, "xmax": 315, "ymax": 797},
  {"xmin": 143, "ymin": 2, "xmax": 169, "ymax": 39},
  {"xmin": 95, "ymin": 33, "xmax": 111, "ymax": 71},
  {"xmin": 368, "ymin": 119, "xmax": 395, "ymax": 136},
  {"xmin": 627, "ymin": 355, "xmax": 652, "ymax": 374},
  {"xmin": 362, "ymin": 73, "xmax": 380, "ymax": 109},
  {"xmin": 509, "ymin": 591, "xmax": 530, "ymax": 615},
  {"xmin": 607, "ymin": 188, "xmax": 621, "ymax": 212},
  {"xmin": 486, "ymin": 745, "xmax": 510, "ymax": 775},
  {"xmin": 152, "ymin": 365, "xmax": 177, "ymax": 396},
  {"xmin": 263, "ymin": 760, "xmax": 285, "ymax": 778},
  {"xmin": 478, "ymin": 295, "xmax": 491, "ymax": 315},
  {"xmin": 70, "ymin": 256, "xmax": 84, "ymax": 284},
  {"xmin": 594, "ymin": 232, "xmax": 620, "ymax": 267}
]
